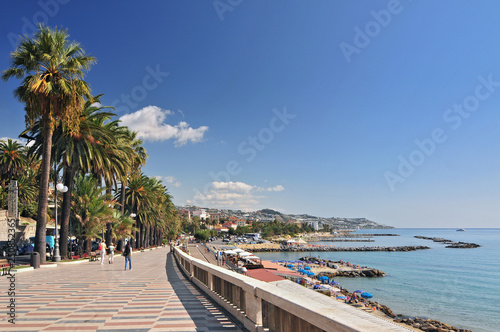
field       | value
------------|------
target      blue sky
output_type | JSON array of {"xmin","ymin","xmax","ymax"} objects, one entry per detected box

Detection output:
[{"xmin": 2, "ymin": 1, "xmax": 500, "ymax": 228}]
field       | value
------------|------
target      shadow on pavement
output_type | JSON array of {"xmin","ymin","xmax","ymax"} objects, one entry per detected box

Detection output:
[{"xmin": 165, "ymin": 250, "xmax": 247, "ymax": 331}]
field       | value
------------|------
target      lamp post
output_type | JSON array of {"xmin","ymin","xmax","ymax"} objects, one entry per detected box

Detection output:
[
  {"xmin": 53, "ymin": 182, "xmax": 68, "ymax": 262},
  {"xmin": 130, "ymin": 213, "xmax": 136, "ymax": 249}
]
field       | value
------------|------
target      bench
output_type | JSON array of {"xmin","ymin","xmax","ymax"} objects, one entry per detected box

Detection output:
[
  {"xmin": 0, "ymin": 259, "xmax": 11, "ymax": 276},
  {"xmin": 90, "ymin": 250, "xmax": 100, "ymax": 262}
]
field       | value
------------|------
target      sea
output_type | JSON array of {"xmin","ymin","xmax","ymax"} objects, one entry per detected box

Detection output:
[{"xmin": 255, "ymin": 228, "xmax": 500, "ymax": 332}]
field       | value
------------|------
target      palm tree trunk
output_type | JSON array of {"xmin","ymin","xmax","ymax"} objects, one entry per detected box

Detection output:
[
  {"xmin": 59, "ymin": 165, "xmax": 74, "ymax": 258},
  {"xmin": 139, "ymin": 222, "xmax": 144, "ymax": 248},
  {"xmin": 35, "ymin": 121, "xmax": 53, "ymax": 264},
  {"xmin": 85, "ymin": 237, "xmax": 91, "ymax": 256},
  {"xmin": 105, "ymin": 180, "xmax": 112, "ymax": 245},
  {"xmin": 120, "ymin": 182, "xmax": 126, "ymax": 215}
]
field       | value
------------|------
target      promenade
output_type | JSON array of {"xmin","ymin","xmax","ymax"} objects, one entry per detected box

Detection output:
[{"xmin": 0, "ymin": 247, "xmax": 244, "ymax": 331}]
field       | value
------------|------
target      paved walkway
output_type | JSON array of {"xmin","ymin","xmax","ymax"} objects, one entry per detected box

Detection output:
[{"xmin": 0, "ymin": 247, "xmax": 245, "ymax": 331}]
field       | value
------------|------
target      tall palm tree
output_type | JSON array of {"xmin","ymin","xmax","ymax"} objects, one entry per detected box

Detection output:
[
  {"xmin": 55, "ymin": 97, "xmax": 117, "ymax": 257},
  {"xmin": 21, "ymin": 95, "xmax": 118, "ymax": 257},
  {"xmin": 2, "ymin": 25, "xmax": 95, "ymax": 262}
]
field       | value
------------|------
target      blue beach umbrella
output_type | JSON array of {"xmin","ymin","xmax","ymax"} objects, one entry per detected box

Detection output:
[
  {"xmin": 337, "ymin": 296, "xmax": 347, "ymax": 300},
  {"xmin": 354, "ymin": 290, "xmax": 363, "ymax": 293},
  {"xmin": 304, "ymin": 266, "xmax": 311, "ymax": 270},
  {"xmin": 361, "ymin": 292, "xmax": 373, "ymax": 299}
]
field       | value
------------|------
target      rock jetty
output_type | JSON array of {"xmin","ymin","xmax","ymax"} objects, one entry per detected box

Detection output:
[
  {"xmin": 394, "ymin": 317, "xmax": 472, "ymax": 332},
  {"xmin": 248, "ymin": 244, "xmax": 430, "ymax": 252},
  {"xmin": 415, "ymin": 236, "xmax": 480, "ymax": 248},
  {"xmin": 298, "ymin": 256, "xmax": 386, "ymax": 277}
]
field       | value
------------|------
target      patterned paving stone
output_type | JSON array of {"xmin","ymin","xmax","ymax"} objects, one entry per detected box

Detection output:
[{"xmin": 0, "ymin": 247, "xmax": 245, "ymax": 331}]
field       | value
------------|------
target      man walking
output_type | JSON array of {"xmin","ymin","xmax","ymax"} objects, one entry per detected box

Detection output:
[{"xmin": 124, "ymin": 242, "xmax": 132, "ymax": 270}]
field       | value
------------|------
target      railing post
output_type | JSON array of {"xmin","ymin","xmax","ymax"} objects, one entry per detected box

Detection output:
[
  {"xmin": 245, "ymin": 291, "xmax": 263, "ymax": 327},
  {"xmin": 208, "ymin": 272, "xmax": 213, "ymax": 290}
]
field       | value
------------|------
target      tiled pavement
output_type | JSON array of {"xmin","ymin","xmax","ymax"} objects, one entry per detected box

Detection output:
[{"xmin": 0, "ymin": 247, "xmax": 245, "ymax": 331}]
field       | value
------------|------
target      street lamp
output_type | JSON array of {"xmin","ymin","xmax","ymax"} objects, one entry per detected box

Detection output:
[
  {"xmin": 53, "ymin": 182, "xmax": 68, "ymax": 262},
  {"xmin": 129, "ymin": 213, "xmax": 137, "ymax": 249}
]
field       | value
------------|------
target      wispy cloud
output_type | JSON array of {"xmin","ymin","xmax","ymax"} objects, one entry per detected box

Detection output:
[
  {"xmin": 119, "ymin": 106, "xmax": 209, "ymax": 146},
  {"xmin": 155, "ymin": 175, "xmax": 182, "ymax": 188},
  {"xmin": 192, "ymin": 181, "xmax": 284, "ymax": 210}
]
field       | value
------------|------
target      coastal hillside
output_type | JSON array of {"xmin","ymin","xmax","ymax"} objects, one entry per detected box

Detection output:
[{"xmin": 180, "ymin": 206, "xmax": 394, "ymax": 229}]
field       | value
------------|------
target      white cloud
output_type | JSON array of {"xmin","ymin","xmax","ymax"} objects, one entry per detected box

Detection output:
[
  {"xmin": 119, "ymin": 106, "xmax": 208, "ymax": 146},
  {"xmin": 0, "ymin": 137, "xmax": 33, "ymax": 147},
  {"xmin": 193, "ymin": 181, "xmax": 284, "ymax": 211},
  {"xmin": 155, "ymin": 175, "xmax": 182, "ymax": 188}
]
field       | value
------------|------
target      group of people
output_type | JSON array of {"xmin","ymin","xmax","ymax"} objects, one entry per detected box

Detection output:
[{"xmin": 98, "ymin": 241, "xmax": 132, "ymax": 270}]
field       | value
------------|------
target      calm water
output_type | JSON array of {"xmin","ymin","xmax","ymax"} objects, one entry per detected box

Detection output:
[{"xmin": 256, "ymin": 228, "xmax": 500, "ymax": 332}]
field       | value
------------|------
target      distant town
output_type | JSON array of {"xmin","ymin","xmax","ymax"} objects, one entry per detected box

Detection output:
[{"xmin": 177, "ymin": 206, "xmax": 394, "ymax": 231}]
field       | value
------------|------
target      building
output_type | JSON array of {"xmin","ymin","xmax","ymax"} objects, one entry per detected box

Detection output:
[{"xmin": 193, "ymin": 209, "xmax": 209, "ymax": 220}]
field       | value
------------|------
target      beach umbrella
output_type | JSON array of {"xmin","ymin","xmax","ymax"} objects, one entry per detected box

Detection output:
[
  {"xmin": 224, "ymin": 250, "xmax": 237, "ymax": 255},
  {"xmin": 331, "ymin": 282, "xmax": 339, "ymax": 285},
  {"xmin": 337, "ymin": 296, "xmax": 347, "ymax": 300},
  {"xmin": 353, "ymin": 290, "xmax": 363, "ymax": 293},
  {"xmin": 238, "ymin": 252, "xmax": 252, "ymax": 257},
  {"xmin": 304, "ymin": 266, "xmax": 311, "ymax": 270},
  {"xmin": 286, "ymin": 264, "xmax": 294, "ymax": 268},
  {"xmin": 361, "ymin": 292, "xmax": 373, "ymax": 299}
]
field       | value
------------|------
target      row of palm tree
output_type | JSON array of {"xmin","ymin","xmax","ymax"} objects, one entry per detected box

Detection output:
[{"xmin": 2, "ymin": 25, "xmax": 180, "ymax": 262}]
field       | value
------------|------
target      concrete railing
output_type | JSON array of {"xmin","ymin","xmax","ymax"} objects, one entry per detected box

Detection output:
[{"xmin": 173, "ymin": 247, "xmax": 410, "ymax": 332}]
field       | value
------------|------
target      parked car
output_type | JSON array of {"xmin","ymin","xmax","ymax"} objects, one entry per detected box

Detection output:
[{"xmin": 18, "ymin": 244, "xmax": 34, "ymax": 255}]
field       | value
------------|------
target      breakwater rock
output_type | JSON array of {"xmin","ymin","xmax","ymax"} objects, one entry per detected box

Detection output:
[
  {"xmin": 394, "ymin": 317, "xmax": 472, "ymax": 332},
  {"xmin": 249, "ymin": 245, "xmax": 430, "ymax": 252},
  {"xmin": 298, "ymin": 256, "xmax": 386, "ymax": 277},
  {"xmin": 318, "ymin": 269, "xmax": 385, "ymax": 278},
  {"xmin": 415, "ymin": 236, "xmax": 480, "ymax": 249}
]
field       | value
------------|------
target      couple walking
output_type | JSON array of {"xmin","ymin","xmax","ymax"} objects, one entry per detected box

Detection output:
[{"xmin": 99, "ymin": 242, "xmax": 116, "ymax": 264}]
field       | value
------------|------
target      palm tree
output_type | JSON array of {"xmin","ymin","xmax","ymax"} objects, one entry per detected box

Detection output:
[
  {"xmin": 2, "ymin": 25, "xmax": 95, "ymax": 262},
  {"xmin": 107, "ymin": 210, "xmax": 136, "ymax": 249},
  {"xmin": 0, "ymin": 139, "xmax": 27, "ymax": 181},
  {"xmin": 21, "ymin": 95, "xmax": 119, "ymax": 257},
  {"xmin": 0, "ymin": 139, "xmax": 27, "ymax": 208},
  {"xmin": 55, "ymin": 96, "xmax": 118, "ymax": 257},
  {"xmin": 71, "ymin": 174, "xmax": 113, "ymax": 256}
]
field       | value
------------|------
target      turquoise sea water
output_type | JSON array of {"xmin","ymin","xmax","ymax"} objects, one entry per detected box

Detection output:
[{"xmin": 256, "ymin": 228, "xmax": 500, "ymax": 332}]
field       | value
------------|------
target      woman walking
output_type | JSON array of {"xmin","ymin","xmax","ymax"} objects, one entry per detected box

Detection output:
[
  {"xmin": 100, "ymin": 241, "xmax": 107, "ymax": 265},
  {"xmin": 108, "ymin": 243, "xmax": 115, "ymax": 264}
]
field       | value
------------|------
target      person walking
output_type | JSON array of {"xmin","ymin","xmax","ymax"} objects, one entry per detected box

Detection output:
[
  {"xmin": 108, "ymin": 243, "xmax": 115, "ymax": 264},
  {"xmin": 124, "ymin": 242, "xmax": 132, "ymax": 270},
  {"xmin": 100, "ymin": 241, "xmax": 107, "ymax": 265}
]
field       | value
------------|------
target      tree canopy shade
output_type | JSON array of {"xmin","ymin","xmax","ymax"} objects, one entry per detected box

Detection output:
[{"xmin": 2, "ymin": 25, "xmax": 96, "ymax": 262}]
